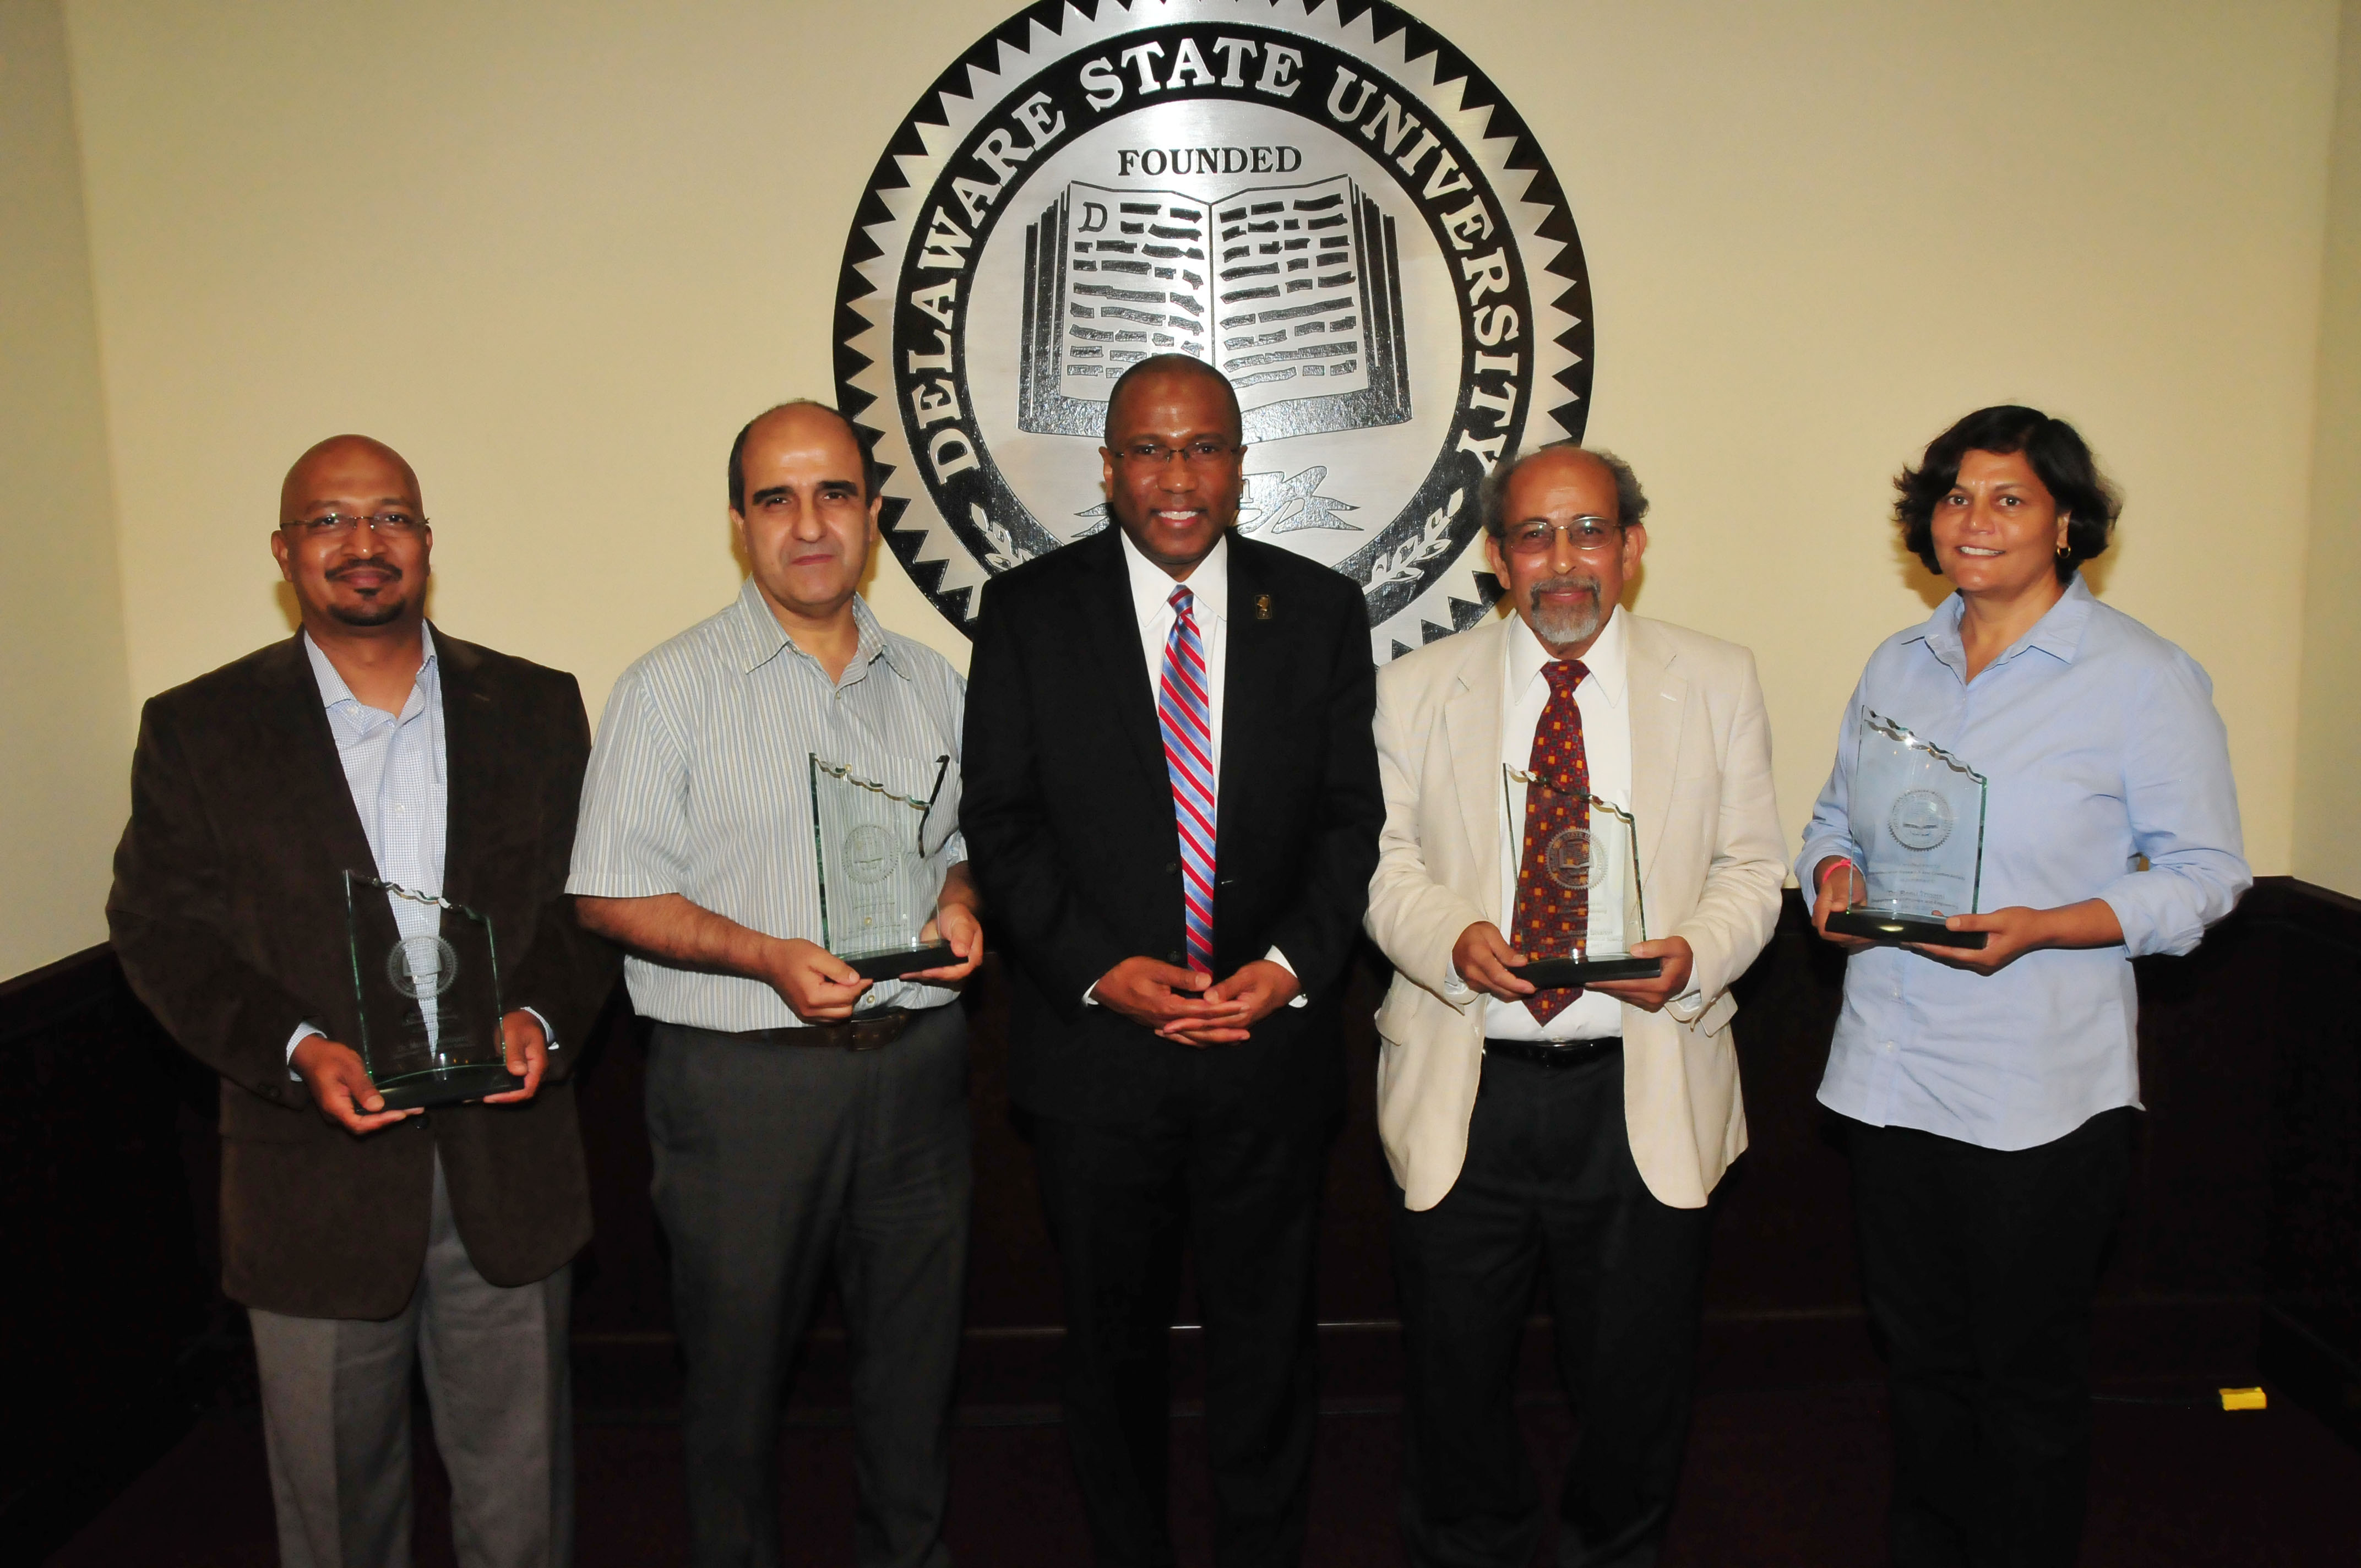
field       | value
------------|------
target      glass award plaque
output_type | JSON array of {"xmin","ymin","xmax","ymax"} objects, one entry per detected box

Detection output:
[
  {"xmin": 810, "ymin": 752, "xmax": 956, "ymax": 981},
  {"xmin": 342, "ymin": 872, "xmax": 519, "ymax": 1108},
  {"xmin": 1503, "ymin": 766, "xmax": 1663, "ymax": 986},
  {"xmin": 1824, "ymin": 709, "xmax": 1990, "ymax": 949}
]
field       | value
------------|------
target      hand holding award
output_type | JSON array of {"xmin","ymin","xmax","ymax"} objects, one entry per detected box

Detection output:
[{"xmin": 342, "ymin": 872, "xmax": 524, "ymax": 1108}]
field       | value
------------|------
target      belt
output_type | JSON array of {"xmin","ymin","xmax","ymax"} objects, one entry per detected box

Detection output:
[
  {"xmin": 1483, "ymin": 1035, "xmax": 1622, "ymax": 1069},
  {"xmin": 789, "ymin": 1008, "xmax": 917, "ymax": 1052}
]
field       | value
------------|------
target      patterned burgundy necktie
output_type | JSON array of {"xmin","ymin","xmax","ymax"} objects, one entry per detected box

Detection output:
[{"xmin": 1509, "ymin": 658, "xmax": 1590, "ymax": 1023}]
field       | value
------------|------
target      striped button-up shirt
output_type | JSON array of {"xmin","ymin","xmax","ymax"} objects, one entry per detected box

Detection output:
[{"xmin": 568, "ymin": 580, "xmax": 969, "ymax": 1032}]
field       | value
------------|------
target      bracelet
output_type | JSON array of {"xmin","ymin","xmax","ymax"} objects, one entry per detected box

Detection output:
[{"xmin": 1816, "ymin": 857, "xmax": 1854, "ymax": 889}]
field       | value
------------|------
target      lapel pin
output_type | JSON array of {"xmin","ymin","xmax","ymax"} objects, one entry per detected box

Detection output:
[{"xmin": 1254, "ymin": 592, "xmax": 1273, "ymax": 621}]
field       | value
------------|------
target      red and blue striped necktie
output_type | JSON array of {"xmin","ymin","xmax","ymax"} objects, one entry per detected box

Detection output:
[{"xmin": 1158, "ymin": 585, "xmax": 1217, "ymax": 974}]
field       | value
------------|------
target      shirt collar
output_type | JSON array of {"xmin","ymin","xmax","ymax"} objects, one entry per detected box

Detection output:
[
  {"xmin": 302, "ymin": 622, "xmax": 439, "ymax": 716},
  {"xmin": 1912, "ymin": 572, "xmax": 2096, "ymax": 674},
  {"xmin": 724, "ymin": 575, "xmax": 905, "ymax": 680},
  {"xmin": 1505, "ymin": 601, "xmax": 1628, "ymax": 709},
  {"xmin": 1119, "ymin": 526, "xmax": 1231, "ymax": 628}
]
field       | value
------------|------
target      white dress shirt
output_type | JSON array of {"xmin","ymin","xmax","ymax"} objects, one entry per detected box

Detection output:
[
  {"xmin": 1090, "ymin": 527, "xmax": 1298, "ymax": 999},
  {"xmin": 1487, "ymin": 607, "xmax": 1633, "ymax": 1042}
]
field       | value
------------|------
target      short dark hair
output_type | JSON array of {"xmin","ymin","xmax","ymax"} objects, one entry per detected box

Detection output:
[
  {"xmin": 727, "ymin": 400, "xmax": 884, "ymax": 511},
  {"xmin": 1895, "ymin": 406, "xmax": 2119, "ymax": 581},
  {"xmin": 1479, "ymin": 442, "xmax": 1649, "ymax": 537},
  {"xmin": 1102, "ymin": 354, "xmax": 1242, "ymax": 445}
]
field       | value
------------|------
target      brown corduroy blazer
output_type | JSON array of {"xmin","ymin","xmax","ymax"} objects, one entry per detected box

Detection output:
[{"xmin": 107, "ymin": 627, "xmax": 620, "ymax": 1319}]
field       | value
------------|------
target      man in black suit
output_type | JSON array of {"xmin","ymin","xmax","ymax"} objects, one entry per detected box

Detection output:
[
  {"xmin": 961, "ymin": 357, "xmax": 1383, "ymax": 1567},
  {"xmin": 108, "ymin": 434, "xmax": 618, "ymax": 1567}
]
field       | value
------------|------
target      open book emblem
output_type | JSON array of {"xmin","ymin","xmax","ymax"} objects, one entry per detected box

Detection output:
[{"xmin": 1019, "ymin": 177, "xmax": 1410, "ymax": 445}]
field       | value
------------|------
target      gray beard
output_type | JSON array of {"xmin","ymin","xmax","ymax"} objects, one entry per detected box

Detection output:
[{"xmin": 1527, "ymin": 575, "xmax": 1603, "ymax": 647}]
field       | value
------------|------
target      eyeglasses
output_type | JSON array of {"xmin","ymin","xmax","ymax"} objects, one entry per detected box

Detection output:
[
  {"xmin": 1111, "ymin": 439, "xmax": 1244, "ymax": 469},
  {"xmin": 1499, "ymin": 516, "xmax": 1623, "ymax": 556},
  {"xmin": 283, "ymin": 512, "xmax": 428, "ymax": 539}
]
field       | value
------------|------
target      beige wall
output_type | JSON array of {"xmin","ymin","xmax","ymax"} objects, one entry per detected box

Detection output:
[
  {"xmin": 30, "ymin": 0, "xmax": 2351, "ymax": 952},
  {"xmin": 2294, "ymin": 0, "xmax": 2361, "ymax": 897},
  {"xmin": 1, "ymin": 0, "xmax": 131, "ymax": 976}
]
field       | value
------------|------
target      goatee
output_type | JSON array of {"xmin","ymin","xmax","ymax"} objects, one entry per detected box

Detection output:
[{"xmin": 1528, "ymin": 574, "xmax": 1602, "ymax": 647}]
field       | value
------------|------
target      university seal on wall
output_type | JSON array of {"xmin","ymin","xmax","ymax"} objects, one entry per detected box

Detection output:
[{"xmin": 835, "ymin": 0, "xmax": 1593, "ymax": 658}]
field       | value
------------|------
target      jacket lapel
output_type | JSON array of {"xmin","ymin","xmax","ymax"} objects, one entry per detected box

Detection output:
[
  {"xmin": 1217, "ymin": 537, "xmax": 1275, "ymax": 813},
  {"xmin": 1624, "ymin": 615, "xmax": 1686, "ymax": 879},
  {"xmin": 432, "ymin": 627, "xmax": 492, "ymax": 908},
  {"xmin": 1073, "ymin": 529, "xmax": 1167, "ymax": 789},
  {"xmin": 1444, "ymin": 618, "xmax": 1507, "ymax": 921},
  {"xmin": 258, "ymin": 634, "xmax": 381, "ymax": 889}
]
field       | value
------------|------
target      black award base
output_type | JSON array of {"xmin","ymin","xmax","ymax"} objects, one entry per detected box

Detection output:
[
  {"xmin": 372, "ymin": 1060, "xmax": 528, "ymax": 1109},
  {"xmin": 1826, "ymin": 910, "xmax": 1989, "ymax": 949},
  {"xmin": 1519, "ymin": 954, "xmax": 1666, "ymax": 988},
  {"xmin": 845, "ymin": 943, "xmax": 958, "ymax": 981}
]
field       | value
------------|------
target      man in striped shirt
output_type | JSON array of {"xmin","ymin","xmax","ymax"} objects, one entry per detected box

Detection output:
[{"xmin": 569, "ymin": 402, "xmax": 983, "ymax": 1568}]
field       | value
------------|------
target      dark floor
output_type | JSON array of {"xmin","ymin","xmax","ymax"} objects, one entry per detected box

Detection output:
[{"xmin": 46, "ymin": 1384, "xmax": 2361, "ymax": 1567}]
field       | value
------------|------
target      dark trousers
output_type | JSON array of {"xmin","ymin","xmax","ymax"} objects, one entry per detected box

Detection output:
[
  {"xmin": 1392, "ymin": 1049, "xmax": 1713, "ymax": 1568},
  {"xmin": 647, "ymin": 1008, "xmax": 972, "ymax": 1568},
  {"xmin": 1026, "ymin": 1096, "xmax": 1331, "ymax": 1568},
  {"xmin": 1840, "ymin": 1108, "xmax": 2135, "ymax": 1568}
]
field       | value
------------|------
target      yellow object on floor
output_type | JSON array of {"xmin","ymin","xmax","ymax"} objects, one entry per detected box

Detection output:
[{"xmin": 2219, "ymin": 1387, "xmax": 2268, "ymax": 1411}]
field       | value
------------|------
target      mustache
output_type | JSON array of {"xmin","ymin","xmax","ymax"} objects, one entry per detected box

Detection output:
[
  {"xmin": 326, "ymin": 557, "xmax": 404, "ymax": 584},
  {"xmin": 1527, "ymin": 573, "xmax": 1601, "ymax": 605}
]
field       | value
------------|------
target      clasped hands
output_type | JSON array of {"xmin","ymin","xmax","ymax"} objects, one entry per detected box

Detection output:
[
  {"xmin": 1450, "ymin": 922, "xmax": 1694, "ymax": 1012},
  {"xmin": 292, "ymin": 1008, "xmax": 551, "ymax": 1134},
  {"xmin": 1092, "ymin": 955, "xmax": 1299, "ymax": 1047}
]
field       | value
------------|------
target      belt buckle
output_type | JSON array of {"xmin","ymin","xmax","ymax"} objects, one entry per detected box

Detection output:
[{"xmin": 844, "ymin": 1015, "xmax": 895, "ymax": 1052}]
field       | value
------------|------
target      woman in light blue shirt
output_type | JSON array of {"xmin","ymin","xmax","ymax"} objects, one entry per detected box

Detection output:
[{"xmin": 1798, "ymin": 406, "xmax": 2249, "ymax": 1567}]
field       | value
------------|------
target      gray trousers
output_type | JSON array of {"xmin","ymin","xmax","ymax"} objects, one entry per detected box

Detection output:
[
  {"xmin": 248, "ymin": 1151, "xmax": 574, "ymax": 1568},
  {"xmin": 647, "ymin": 1005, "xmax": 972, "ymax": 1568}
]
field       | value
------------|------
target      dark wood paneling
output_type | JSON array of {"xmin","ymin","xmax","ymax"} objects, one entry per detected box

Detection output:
[
  {"xmin": 2255, "ymin": 880, "xmax": 2361, "ymax": 1442},
  {"xmin": 562, "ymin": 882, "xmax": 2305, "ymax": 1409},
  {"xmin": 9, "ymin": 873, "xmax": 2343, "ymax": 1542},
  {"xmin": 0, "ymin": 945, "xmax": 217, "ymax": 1562}
]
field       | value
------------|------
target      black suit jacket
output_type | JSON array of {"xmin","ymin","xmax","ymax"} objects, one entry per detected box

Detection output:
[
  {"xmin": 960, "ymin": 528, "xmax": 1381, "ymax": 1128},
  {"xmin": 107, "ymin": 628, "xmax": 619, "ymax": 1318}
]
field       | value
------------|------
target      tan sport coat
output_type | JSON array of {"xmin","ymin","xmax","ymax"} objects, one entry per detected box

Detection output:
[{"xmin": 1364, "ymin": 611, "xmax": 1786, "ymax": 1211}]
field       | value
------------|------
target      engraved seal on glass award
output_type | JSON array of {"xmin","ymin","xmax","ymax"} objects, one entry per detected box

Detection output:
[
  {"xmin": 385, "ymin": 934, "xmax": 460, "ymax": 1000},
  {"xmin": 343, "ymin": 872, "xmax": 518, "ymax": 1108},
  {"xmin": 1544, "ymin": 826, "xmax": 1593, "ymax": 892},
  {"xmin": 810, "ymin": 753, "xmax": 958, "ymax": 981},
  {"xmin": 1502, "ymin": 766, "xmax": 1662, "ymax": 986},
  {"xmin": 1826, "ymin": 710, "xmax": 1990, "ymax": 949},
  {"xmin": 1887, "ymin": 788, "xmax": 1955, "ymax": 852}
]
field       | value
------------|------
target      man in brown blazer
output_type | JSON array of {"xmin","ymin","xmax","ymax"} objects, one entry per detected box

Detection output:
[
  {"xmin": 108, "ymin": 434, "xmax": 618, "ymax": 1568},
  {"xmin": 1363, "ymin": 444, "xmax": 1785, "ymax": 1568}
]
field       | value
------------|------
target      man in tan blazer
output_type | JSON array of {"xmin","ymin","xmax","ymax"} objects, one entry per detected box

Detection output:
[{"xmin": 1364, "ymin": 443, "xmax": 1785, "ymax": 1568}]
